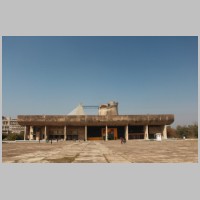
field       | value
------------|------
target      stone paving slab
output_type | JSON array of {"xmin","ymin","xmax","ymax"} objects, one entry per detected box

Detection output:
[{"xmin": 2, "ymin": 139, "xmax": 198, "ymax": 163}]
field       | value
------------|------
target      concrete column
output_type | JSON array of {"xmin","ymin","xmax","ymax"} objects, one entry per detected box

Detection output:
[
  {"xmin": 24, "ymin": 126, "xmax": 26, "ymax": 140},
  {"xmin": 163, "ymin": 125, "xmax": 167, "ymax": 139},
  {"xmin": 144, "ymin": 125, "xmax": 149, "ymax": 140},
  {"xmin": 125, "ymin": 125, "xmax": 129, "ymax": 141},
  {"xmin": 85, "ymin": 126, "xmax": 87, "ymax": 141},
  {"xmin": 64, "ymin": 126, "xmax": 67, "ymax": 141},
  {"xmin": 105, "ymin": 125, "xmax": 108, "ymax": 141},
  {"xmin": 29, "ymin": 126, "xmax": 34, "ymax": 140},
  {"xmin": 44, "ymin": 126, "xmax": 47, "ymax": 140},
  {"xmin": 36, "ymin": 130, "xmax": 40, "ymax": 140}
]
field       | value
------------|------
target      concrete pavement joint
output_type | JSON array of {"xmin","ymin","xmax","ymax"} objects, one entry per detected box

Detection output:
[
  {"xmin": 103, "ymin": 154, "xmax": 110, "ymax": 163},
  {"xmin": 2, "ymin": 140, "xmax": 198, "ymax": 163}
]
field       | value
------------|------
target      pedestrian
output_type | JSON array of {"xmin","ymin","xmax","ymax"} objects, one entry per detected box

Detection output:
[
  {"xmin": 120, "ymin": 137, "xmax": 123, "ymax": 144},
  {"xmin": 51, "ymin": 139, "xmax": 52, "ymax": 144}
]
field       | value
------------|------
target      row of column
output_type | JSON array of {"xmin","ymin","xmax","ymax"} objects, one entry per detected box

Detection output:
[
  {"xmin": 125, "ymin": 125, "xmax": 167, "ymax": 140},
  {"xmin": 24, "ymin": 125, "xmax": 167, "ymax": 141},
  {"xmin": 24, "ymin": 125, "xmax": 110, "ymax": 141},
  {"xmin": 24, "ymin": 125, "xmax": 88, "ymax": 141},
  {"xmin": 24, "ymin": 125, "xmax": 47, "ymax": 141}
]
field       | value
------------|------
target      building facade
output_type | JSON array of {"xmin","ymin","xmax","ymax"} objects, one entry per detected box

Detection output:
[
  {"xmin": 17, "ymin": 101, "xmax": 174, "ymax": 141},
  {"xmin": 2, "ymin": 116, "xmax": 24, "ymax": 134},
  {"xmin": 17, "ymin": 114, "xmax": 174, "ymax": 141}
]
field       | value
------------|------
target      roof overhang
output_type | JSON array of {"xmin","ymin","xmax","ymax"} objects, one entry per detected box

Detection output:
[{"xmin": 17, "ymin": 114, "xmax": 174, "ymax": 126}]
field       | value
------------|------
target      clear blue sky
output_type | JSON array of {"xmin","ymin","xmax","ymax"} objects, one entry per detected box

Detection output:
[{"xmin": 2, "ymin": 36, "xmax": 198, "ymax": 127}]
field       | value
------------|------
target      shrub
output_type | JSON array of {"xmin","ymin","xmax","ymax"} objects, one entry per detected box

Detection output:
[
  {"xmin": 16, "ymin": 132, "xmax": 24, "ymax": 140},
  {"xmin": 2, "ymin": 133, "xmax": 8, "ymax": 140},
  {"xmin": 7, "ymin": 133, "xmax": 17, "ymax": 141}
]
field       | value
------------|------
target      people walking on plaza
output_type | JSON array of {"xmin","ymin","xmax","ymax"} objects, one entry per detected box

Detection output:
[{"xmin": 120, "ymin": 137, "xmax": 126, "ymax": 144}]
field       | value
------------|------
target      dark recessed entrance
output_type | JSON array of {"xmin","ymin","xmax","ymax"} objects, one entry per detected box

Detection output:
[
  {"xmin": 88, "ymin": 126, "xmax": 103, "ymax": 137},
  {"xmin": 128, "ymin": 126, "xmax": 144, "ymax": 139},
  {"xmin": 67, "ymin": 135, "xmax": 78, "ymax": 140}
]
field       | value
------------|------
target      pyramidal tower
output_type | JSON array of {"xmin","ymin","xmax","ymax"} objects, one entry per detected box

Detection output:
[{"xmin": 68, "ymin": 104, "xmax": 85, "ymax": 115}]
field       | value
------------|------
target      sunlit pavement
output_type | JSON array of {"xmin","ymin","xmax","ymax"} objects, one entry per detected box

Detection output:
[{"xmin": 2, "ymin": 139, "xmax": 198, "ymax": 163}]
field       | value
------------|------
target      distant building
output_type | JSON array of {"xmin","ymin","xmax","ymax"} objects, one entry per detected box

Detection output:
[
  {"xmin": 2, "ymin": 116, "xmax": 24, "ymax": 134},
  {"xmin": 17, "ymin": 101, "xmax": 174, "ymax": 141}
]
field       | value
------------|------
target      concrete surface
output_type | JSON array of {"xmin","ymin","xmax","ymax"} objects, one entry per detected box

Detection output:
[
  {"xmin": 17, "ymin": 114, "xmax": 174, "ymax": 126},
  {"xmin": 2, "ymin": 139, "xmax": 198, "ymax": 163}
]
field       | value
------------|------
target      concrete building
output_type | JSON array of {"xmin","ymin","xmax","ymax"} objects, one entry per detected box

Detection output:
[
  {"xmin": 98, "ymin": 101, "xmax": 118, "ymax": 115},
  {"xmin": 2, "ymin": 116, "xmax": 24, "ymax": 134},
  {"xmin": 17, "ymin": 101, "xmax": 174, "ymax": 141}
]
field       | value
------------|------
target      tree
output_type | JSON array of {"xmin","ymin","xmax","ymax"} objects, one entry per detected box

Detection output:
[
  {"xmin": 176, "ymin": 125, "xmax": 189, "ymax": 138},
  {"xmin": 167, "ymin": 126, "xmax": 178, "ymax": 138},
  {"xmin": 188, "ymin": 124, "xmax": 198, "ymax": 138},
  {"xmin": 176, "ymin": 124, "xmax": 198, "ymax": 138}
]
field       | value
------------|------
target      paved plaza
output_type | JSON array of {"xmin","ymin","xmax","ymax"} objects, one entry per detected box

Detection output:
[{"xmin": 2, "ymin": 139, "xmax": 198, "ymax": 163}]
